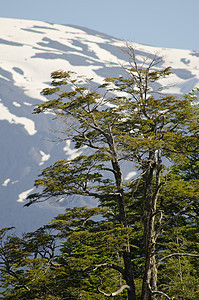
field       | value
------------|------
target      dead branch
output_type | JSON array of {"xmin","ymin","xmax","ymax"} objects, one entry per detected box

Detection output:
[
  {"xmin": 157, "ymin": 253, "xmax": 199, "ymax": 267},
  {"xmin": 150, "ymin": 288, "xmax": 173, "ymax": 299},
  {"xmin": 84, "ymin": 262, "xmax": 124, "ymax": 275},
  {"xmin": 155, "ymin": 200, "xmax": 194, "ymax": 240},
  {"xmin": 98, "ymin": 282, "xmax": 130, "ymax": 297}
]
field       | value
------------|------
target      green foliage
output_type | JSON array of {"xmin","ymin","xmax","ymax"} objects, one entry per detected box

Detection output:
[
  {"xmin": 0, "ymin": 226, "xmax": 82, "ymax": 299},
  {"xmin": 1, "ymin": 48, "xmax": 199, "ymax": 299},
  {"xmin": 157, "ymin": 223, "xmax": 199, "ymax": 300},
  {"xmin": 0, "ymin": 208, "xmax": 133, "ymax": 299}
]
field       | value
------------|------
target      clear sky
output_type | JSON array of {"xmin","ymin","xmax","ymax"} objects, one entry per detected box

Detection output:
[{"xmin": 1, "ymin": 0, "xmax": 199, "ymax": 51}]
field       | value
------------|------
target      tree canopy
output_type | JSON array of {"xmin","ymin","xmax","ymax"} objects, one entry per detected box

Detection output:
[{"xmin": 1, "ymin": 47, "xmax": 199, "ymax": 299}]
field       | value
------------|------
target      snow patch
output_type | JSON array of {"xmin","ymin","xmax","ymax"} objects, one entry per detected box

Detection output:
[
  {"xmin": 124, "ymin": 171, "xmax": 137, "ymax": 181},
  {"xmin": 23, "ymin": 102, "xmax": 32, "ymax": 106},
  {"xmin": 13, "ymin": 101, "xmax": 21, "ymax": 107},
  {"xmin": 85, "ymin": 41, "xmax": 123, "ymax": 64},
  {"xmin": 12, "ymin": 180, "xmax": 19, "ymax": 184},
  {"xmin": 0, "ymin": 100, "xmax": 37, "ymax": 135},
  {"xmin": 0, "ymin": 74, "xmax": 10, "ymax": 81},
  {"xmin": 2, "ymin": 178, "xmax": 11, "ymax": 186},
  {"xmin": 63, "ymin": 140, "xmax": 83, "ymax": 160},
  {"xmin": 39, "ymin": 150, "xmax": 50, "ymax": 166},
  {"xmin": 17, "ymin": 188, "xmax": 34, "ymax": 203}
]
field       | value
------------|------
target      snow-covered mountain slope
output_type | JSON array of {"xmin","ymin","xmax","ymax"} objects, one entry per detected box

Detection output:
[{"xmin": 0, "ymin": 17, "xmax": 199, "ymax": 233}]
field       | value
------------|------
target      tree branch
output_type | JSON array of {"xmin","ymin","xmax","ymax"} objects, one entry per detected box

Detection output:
[
  {"xmin": 98, "ymin": 284, "xmax": 130, "ymax": 297},
  {"xmin": 155, "ymin": 200, "xmax": 194, "ymax": 240},
  {"xmin": 157, "ymin": 253, "xmax": 199, "ymax": 267},
  {"xmin": 150, "ymin": 289, "xmax": 173, "ymax": 299},
  {"xmin": 84, "ymin": 262, "xmax": 124, "ymax": 276}
]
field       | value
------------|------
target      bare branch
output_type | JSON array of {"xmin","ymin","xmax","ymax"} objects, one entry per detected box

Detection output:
[
  {"xmin": 155, "ymin": 200, "xmax": 194, "ymax": 240},
  {"xmin": 151, "ymin": 289, "xmax": 173, "ymax": 299},
  {"xmin": 84, "ymin": 262, "xmax": 124, "ymax": 275},
  {"xmin": 151, "ymin": 209, "xmax": 164, "ymax": 218},
  {"xmin": 98, "ymin": 282, "xmax": 130, "ymax": 297},
  {"xmin": 157, "ymin": 253, "xmax": 199, "ymax": 267}
]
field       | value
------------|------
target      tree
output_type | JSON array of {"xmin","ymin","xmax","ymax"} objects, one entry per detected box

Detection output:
[
  {"xmin": 0, "ymin": 226, "xmax": 82, "ymax": 299},
  {"xmin": 20, "ymin": 47, "xmax": 199, "ymax": 299}
]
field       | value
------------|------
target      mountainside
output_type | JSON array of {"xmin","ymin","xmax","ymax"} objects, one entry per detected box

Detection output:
[{"xmin": 0, "ymin": 17, "xmax": 199, "ymax": 234}]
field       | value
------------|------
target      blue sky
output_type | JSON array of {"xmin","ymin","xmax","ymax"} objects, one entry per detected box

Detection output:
[{"xmin": 1, "ymin": 0, "xmax": 199, "ymax": 50}]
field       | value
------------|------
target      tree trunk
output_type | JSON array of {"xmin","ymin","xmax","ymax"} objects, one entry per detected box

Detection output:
[
  {"xmin": 141, "ymin": 151, "xmax": 159, "ymax": 300},
  {"xmin": 109, "ymin": 132, "xmax": 137, "ymax": 299},
  {"xmin": 141, "ymin": 213, "xmax": 157, "ymax": 300},
  {"xmin": 141, "ymin": 223, "xmax": 157, "ymax": 300},
  {"xmin": 123, "ymin": 250, "xmax": 137, "ymax": 300}
]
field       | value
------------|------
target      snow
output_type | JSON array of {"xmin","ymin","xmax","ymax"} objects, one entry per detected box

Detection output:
[
  {"xmin": 0, "ymin": 100, "xmax": 37, "ymax": 135},
  {"xmin": 2, "ymin": 178, "xmax": 10, "ymax": 186},
  {"xmin": 17, "ymin": 188, "xmax": 34, "ymax": 203},
  {"xmin": 85, "ymin": 41, "xmax": 124, "ymax": 64},
  {"xmin": 0, "ymin": 17, "xmax": 129, "ymax": 103},
  {"xmin": 0, "ymin": 17, "xmax": 198, "ymax": 108},
  {"xmin": 39, "ymin": 150, "xmax": 50, "ymax": 166},
  {"xmin": 13, "ymin": 101, "xmax": 21, "ymax": 107},
  {"xmin": 63, "ymin": 140, "xmax": 84, "ymax": 160},
  {"xmin": 0, "ymin": 74, "xmax": 10, "ymax": 81},
  {"xmin": 23, "ymin": 102, "xmax": 33, "ymax": 106},
  {"xmin": 124, "ymin": 172, "xmax": 137, "ymax": 181},
  {"xmin": 12, "ymin": 180, "xmax": 19, "ymax": 184}
]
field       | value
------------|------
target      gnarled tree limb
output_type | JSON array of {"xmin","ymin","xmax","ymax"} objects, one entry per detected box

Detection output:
[
  {"xmin": 84, "ymin": 262, "xmax": 124, "ymax": 276},
  {"xmin": 150, "ymin": 289, "xmax": 173, "ymax": 299},
  {"xmin": 98, "ymin": 284, "xmax": 130, "ymax": 297},
  {"xmin": 155, "ymin": 200, "xmax": 194, "ymax": 240},
  {"xmin": 157, "ymin": 252, "xmax": 199, "ymax": 267}
]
